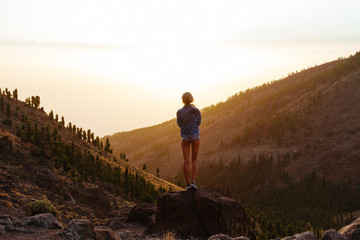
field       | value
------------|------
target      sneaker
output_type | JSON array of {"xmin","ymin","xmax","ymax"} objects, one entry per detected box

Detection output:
[
  {"xmin": 186, "ymin": 185, "xmax": 192, "ymax": 190},
  {"xmin": 190, "ymin": 182, "xmax": 198, "ymax": 190}
]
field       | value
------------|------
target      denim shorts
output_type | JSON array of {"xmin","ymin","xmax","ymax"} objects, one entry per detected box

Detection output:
[{"xmin": 181, "ymin": 134, "xmax": 200, "ymax": 143}]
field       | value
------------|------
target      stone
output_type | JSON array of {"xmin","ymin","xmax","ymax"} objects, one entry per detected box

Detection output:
[
  {"xmin": 118, "ymin": 230, "xmax": 131, "ymax": 239},
  {"xmin": 338, "ymin": 217, "xmax": 360, "ymax": 240},
  {"xmin": 152, "ymin": 187, "xmax": 254, "ymax": 240},
  {"xmin": 65, "ymin": 219, "xmax": 95, "ymax": 240},
  {"xmin": 22, "ymin": 213, "xmax": 63, "ymax": 229},
  {"xmin": 0, "ymin": 218, "xmax": 12, "ymax": 226},
  {"xmin": 322, "ymin": 229, "xmax": 346, "ymax": 240},
  {"xmin": 0, "ymin": 225, "xmax": 5, "ymax": 234},
  {"xmin": 107, "ymin": 218, "xmax": 124, "ymax": 230},
  {"xmin": 94, "ymin": 226, "xmax": 121, "ymax": 240},
  {"xmin": 208, "ymin": 233, "xmax": 250, "ymax": 240},
  {"xmin": 0, "ymin": 136, "xmax": 13, "ymax": 155},
  {"xmin": 281, "ymin": 231, "xmax": 316, "ymax": 240},
  {"xmin": 127, "ymin": 203, "xmax": 156, "ymax": 226}
]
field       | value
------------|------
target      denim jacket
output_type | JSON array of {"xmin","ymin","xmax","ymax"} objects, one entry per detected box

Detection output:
[{"xmin": 176, "ymin": 104, "xmax": 201, "ymax": 137}]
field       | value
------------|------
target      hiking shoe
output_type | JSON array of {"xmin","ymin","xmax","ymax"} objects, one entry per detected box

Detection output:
[{"xmin": 190, "ymin": 182, "xmax": 198, "ymax": 190}]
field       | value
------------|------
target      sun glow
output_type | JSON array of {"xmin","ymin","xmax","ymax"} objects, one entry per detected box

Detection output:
[{"xmin": 1, "ymin": 0, "xmax": 360, "ymax": 136}]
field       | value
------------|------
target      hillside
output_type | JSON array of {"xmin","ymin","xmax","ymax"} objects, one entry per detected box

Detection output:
[
  {"xmin": 107, "ymin": 52, "xmax": 360, "ymax": 184},
  {"xmin": 0, "ymin": 90, "xmax": 180, "ymax": 222},
  {"xmin": 106, "ymin": 52, "xmax": 360, "ymax": 238}
]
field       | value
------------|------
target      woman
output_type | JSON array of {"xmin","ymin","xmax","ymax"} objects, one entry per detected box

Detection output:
[{"xmin": 176, "ymin": 92, "xmax": 201, "ymax": 190}]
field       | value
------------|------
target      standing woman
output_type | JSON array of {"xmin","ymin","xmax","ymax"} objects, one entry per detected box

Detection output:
[{"xmin": 177, "ymin": 92, "xmax": 201, "ymax": 190}]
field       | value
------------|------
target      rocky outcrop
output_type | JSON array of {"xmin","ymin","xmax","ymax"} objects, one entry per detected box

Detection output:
[
  {"xmin": 338, "ymin": 217, "xmax": 360, "ymax": 240},
  {"xmin": 22, "ymin": 213, "xmax": 63, "ymax": 229},
  {"xmin": 127, "ymin": 203, "xmax": 156, "ymax": 227},
  {"xmin": 151, "ymin": 187, "xmax": 254, "ymax": 240},
  {"xmin": 322, "ymin": 229, "xmax": 346, "ymax": 240},
  {"xmin": 0, "ymin": 136, "xmax": 13, "ymax": 155}
]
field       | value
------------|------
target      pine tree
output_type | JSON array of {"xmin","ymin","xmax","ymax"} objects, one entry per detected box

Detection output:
[
  {"xmin": 34, "ymin": 123, "xmax": 40, "ymax": 146},
  {"xmin": 142, "ymin": 164, "xmax": 147, "ymax": 171},
  {"xmin": 83, "ymin": 130, "xmax": 87, "ymax": 140},
  {"xmin": 6, "ymin": 103, "xmax": 11, "ymax": 117},
  {"xmin": 6, "ymin": 88, "xmax": 11, "ymax": 100},
  {"xmin": 49, "ymin": 110, "xmax": 54, "ymax": 120},
  {"xmin": 156, "ymin": 167, "xmax": 160, "ymax": 177},
  {"xmin": 25, "ymin": 97, "xmax": 31, "ymax": 106},
  {"xmin": 61, "ymin": 116, "xmax": 65, "ymax": 126},
  {"xmin": 104, "ymin": 138, "xmax": 111, "ymax": 153},
  {"xmin": 0, "ymin": 96, "xmax": 4, "ymax": 112},
  {"xmin": 34, "ymin": 96, "xmax": 40, "ymax": 109},
  {"xmin": 87, "ymin": 129, "xmax": 91, "ymax": 142},
  {"xmin": 13, "ymin": 89, "xmax": 18, "ymax": 100}
]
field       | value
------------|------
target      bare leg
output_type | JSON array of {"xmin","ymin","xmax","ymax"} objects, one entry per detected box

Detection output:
[
  {"xmin": 191, "ymin": 139, "xmax": 200, "ymax": 183},
  {"xmin": 181, "ymin": 141, "xmax": 191, "ymax": 185}
]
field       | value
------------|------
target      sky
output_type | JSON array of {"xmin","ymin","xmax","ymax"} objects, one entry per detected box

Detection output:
[{"xmin": 1, "ymin": 0, "xmax": 360, "ymax": 137}]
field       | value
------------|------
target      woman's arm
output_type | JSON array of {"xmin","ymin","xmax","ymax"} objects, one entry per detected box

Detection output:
[
  {"xmin": 197, "ymin": 109, "xmax": 201, "ymax": 126},
  {"xmin": 177, "ymin": 110, "xmax": 182, "ymax": 127}
]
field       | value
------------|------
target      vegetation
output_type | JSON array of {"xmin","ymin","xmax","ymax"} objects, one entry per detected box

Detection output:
[
  {"xmin": 196, "ymin": 154, "xmax": 360, "ymax": 239},
  {"xmin": 29, "ymin": 199, "xmax": 58, "ymax": 216},
  {"xmin": 0, "ymin": 88, "xmax": 167, "ymax": 204}
]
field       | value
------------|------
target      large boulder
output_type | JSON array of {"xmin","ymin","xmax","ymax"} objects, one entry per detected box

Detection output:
[
  {"xmin": 127, "ymin": 203, "xmax": 156, "ymax": 227},
  {"xmin": 0, "ymin": 136, "xmax": 13, "ymax": 155},
  {"xmin": 322, "ymin": 229, "xmax": 346, "ymax": 240},
  {"xmin": 338, "ymin": 217, "xmax": 360, "ymax": 240},
  {"xmin": 152, "ymin": 187, "xmax": 254, "ymax": 239},
  {"xmin": 65, "ymin": 219, "xmax": 95, "ymax": 240},
  {"xmin": 22, "ymin": 213, "xmax": 63, "ymax": 229}
]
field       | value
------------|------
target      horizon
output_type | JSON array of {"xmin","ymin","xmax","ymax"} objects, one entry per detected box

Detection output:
[{"xmin": 1, "ymin": 0, "xmax": 360, "ymax": 137}]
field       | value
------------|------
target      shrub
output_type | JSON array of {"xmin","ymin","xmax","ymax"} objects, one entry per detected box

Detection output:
[
  {"xmin": 29, "ymin": 199, "xmax": 57, "ymax": 216},
  {"xmin": 2, "ymin": 118, "xmax": 12, "ymax": 126}
]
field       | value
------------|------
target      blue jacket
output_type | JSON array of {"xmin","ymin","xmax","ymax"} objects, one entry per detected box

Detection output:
[{"xmin": 176, "ymin": 104, "xmax": 201, "ymax": 137}]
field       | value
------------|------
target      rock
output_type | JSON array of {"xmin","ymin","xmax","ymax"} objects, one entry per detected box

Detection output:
[
  {"xmin": 338, "ymin": 217, "xmax": 360, "ymax": 240},
  {"xmin": 65, "ymin": 219, "xmax": 95, "ymax": 240},
  {"xmin": 94, "ymin": 226, "xmax": 121, "ymax": 240},
  {"xmin": 107, "ymin": 218, "xmax": 124, "ymax": 230},
  {"xmin": 208, "ymin": 233, "xmax": 250, "ymax": 240},
  {"xmin": 322, "ymin": 229, "xmax": 346, "ymax": 240},
  {"xmin": 281, "ymin": 231, "xmax": 316, "ymax": 240},
  {"xmin": 127, "ymin": 203, "xmax": 156, "ymax": 226},
  {"xmin": 0, "ymin": 218, "xmax": 12, "ymax": 226},
  {"xmin": 0, "ymin": 225, "xmax": 5, "ymax": 234},
  {"xmin": 118, "ymin": 230, "xmax": 131, "ymax": 239},
  {"xmin": 22, "ymin": 213, "xmax": 63, "ymax": 229},
  {"xmin": 0, "ymin": 218, "xmax": 14, "ymax": 232},
  {"xmin": 152, "ymin": 187, "xmax": 254, "ymax": 239},
  {"xmin": 0, "ymin": 136, "xmax": 13, "ymax": 155}
]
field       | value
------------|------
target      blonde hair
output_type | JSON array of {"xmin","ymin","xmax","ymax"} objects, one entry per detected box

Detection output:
[{"xmin": 182, "ymin": 92, "xmax": 194, "ymax": 105}]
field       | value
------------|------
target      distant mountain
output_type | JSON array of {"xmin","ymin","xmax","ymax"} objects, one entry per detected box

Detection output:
[{"xmin": 0, "ymin": 90, "xmax": 180, "ymax": 222}]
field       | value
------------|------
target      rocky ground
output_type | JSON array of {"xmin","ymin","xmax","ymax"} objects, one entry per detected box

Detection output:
[{"xmin": 1, "ymin": 187, "xmax": 359, "ymax": 240}]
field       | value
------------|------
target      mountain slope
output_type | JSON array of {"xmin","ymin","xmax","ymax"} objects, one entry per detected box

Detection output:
[
  {"xmin": 107, "ymin": 52, "xmax": 360, "ymax": 185},
  {"xmin": 0, "ymin": 90, "xmax": 180, "ymax": 221}
]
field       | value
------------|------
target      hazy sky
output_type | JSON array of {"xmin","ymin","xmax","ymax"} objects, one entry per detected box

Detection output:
[{"xmin": 1, "ymin": 0, "xmax": 360, "ymax": 137}]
